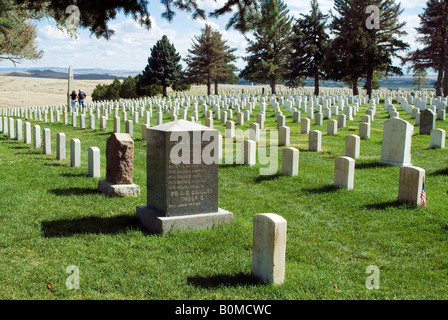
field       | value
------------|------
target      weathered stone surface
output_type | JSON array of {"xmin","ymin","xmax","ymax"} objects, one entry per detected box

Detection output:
[
  {"xmin": 146, "ymin": 120, "xmax": 219, "ymax": 217},
  {"xmin": 57, "ymin": 133, "xmax": 66, "ymax": 160},
  {"xmin": 279, "ymin": 126, "xmax": 290, "ymax": 147},
  {"xmin": 327, "ymin": 119, "xmax": 337, "ymax": 136},
  {"xmin": 70, "ymin": 138, "xmax": 81, "ymax": 167},
  {"xmin": 345, "ymin": 134, "xmax": 360, "ymax": 159},
  {"xmin": 429, "ymin": 128, "xmax": 446, "ymax": 149},
  {"xmin": 380, "ymin": 118, "xmax": 413, "ymax": 166},
  {"xmin": 359, "ymin": 122, "xmax": 370, "ymax": 139},
  {"xmin": 419, "ymin": 109, "xmax": 435, "ymax": 135},
  {"xmin": 106, "ymin": 133, "xmax": 134, "ymax": 184},
  {"xmin": 88, "ymin": 147, "xmax": 100, "ymax": 178},
  {"xmin": 309, "ymin": 130, "xmax": 322, "ymax": 152},
  {"xmin": 98, "ymin": 180, "xmax": 140, "ymax": 197},
  {"xmin": 397, "ymin": 166, "xmax": 425, "ymax": 206},
  {"xmin": 137, "ymin": 120, "xmax": 233, "ymax": 233},
  {"xmin": 252, "ymin": 213, "xmax": 287, "ymax": 285},
  {"xmin": 334, "ymin": 156, "xmax": 355, "ymax": 190},
  {"xmin": 281, "ymin": 147, "xmax": 299, "ymax": 177},
  {"xmin": 243, "ymin": 139, "xmax": 256, "ymax": 166},
  {"xmin": 136, "ymin": 206, "xmax": 232, "ymax": 234}
]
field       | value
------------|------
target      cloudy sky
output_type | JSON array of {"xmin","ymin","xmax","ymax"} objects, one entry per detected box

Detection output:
[{"xmin": 0, "ymin": 0, "xmax": 426, "ymax": 73}]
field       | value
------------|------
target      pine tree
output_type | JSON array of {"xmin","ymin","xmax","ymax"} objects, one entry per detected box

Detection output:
[
  {"xmin": 119, "ymin": 76, "xmax": 138, "ymax": 99},
  {"xmin": 407, "ymin": 0, "xmax": 448, "ymax": 96},
  {"xmin": 14, "ymin": 0, "xmax": 260, "ymax": 39},
  {"xmin": 92, "ymin": 83, "xmax": 108, "ymax": 101},
  {"xmin": 327, "ymin": 0, "xmax": 409, "ymax": 98},
  {"xmin": 0, "ymin": 0, "xmax": 43, "ymax": 65},
  {"xmin": 185, "ymin": 24, "xmax": 237, "ymax": 95},
  {"xmin": 287, "ymin": 0, "xmax": 329, "ymax": 96},
  {"xmin": 412, "ymin": 67, "xmax": 429, "ymax": 90},
  {"xmin": 142, "ymin": 35, "xmax": 182, "ymax": 97},
  {"xmin": 106, "ymin": 79, "xmax": 122, "ymax": 101},
  {"xmin": 239, "ymin": 0, "xmax": 293, "ymax": 94}
]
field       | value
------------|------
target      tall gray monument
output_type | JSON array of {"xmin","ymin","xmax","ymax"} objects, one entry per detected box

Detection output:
[
  {"xmin": 67, "ymin": 65, "xmax": 74, "ymax": 107},
  {"xmin": 137, "ymin": 120, "xmax": 233, "ymax": 234}
]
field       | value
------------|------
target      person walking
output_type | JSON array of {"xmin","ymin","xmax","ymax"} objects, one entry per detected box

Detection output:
[{"xmin": 78, "ymin": 89, "xmax": 87, "ymax": 109}]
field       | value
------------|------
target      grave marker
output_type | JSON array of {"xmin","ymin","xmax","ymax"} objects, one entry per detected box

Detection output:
[
  {"xmin": 137, "ymin": 120, "xmax": 233, "ymax": 234},
  {"xmin": 252, "ymin": 213, "xmax": 287, "ymax": 285}
]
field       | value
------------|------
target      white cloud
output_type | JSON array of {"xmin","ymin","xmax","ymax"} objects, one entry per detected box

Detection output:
[
  {"xmin": 400, "ymin": 0, "xmax": 426, "ymax": 9},
  {"xmin": 194, "ymin": 17, "xmax": 221, "ymax": 31},
  {"xmin": 1, "ymin": 1, "xmax": 428, "ymax": 75}
]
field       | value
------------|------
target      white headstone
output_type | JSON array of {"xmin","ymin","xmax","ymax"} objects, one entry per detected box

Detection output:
[
  {"xmin": 252, "ymin": 213, "xmax": 287, "ymax": 285},
  {"xmin": 88, "ymin": 147, "xmax": 101, "ymax": 178},
  {"xmin": 380, "ymin": 118, "xmax": 413, "ymax": 166},
  {"xmin": 334, "ymin": 156, "xmax": 355, "ymax": 190}
]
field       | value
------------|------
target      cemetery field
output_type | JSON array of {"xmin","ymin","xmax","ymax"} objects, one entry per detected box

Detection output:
[{"xmin": 1, "ymin": 100, "xmax": 448, "ymax": 300}]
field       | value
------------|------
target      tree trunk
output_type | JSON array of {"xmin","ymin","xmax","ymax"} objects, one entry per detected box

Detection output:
[
  {"xmin": 436, "ymin": 66, "xmax": 443, "ymax": 97},
  {"xmin": 207, "ymin": 74, "xmax": 212, "ymax": 96},
  {"xmin": 270, "ymin": 78, "xmax": 276, "ymax": 95},
  {"xmin": 314, "ymin": 72, "xmax": 319, "ymax": 97},
  {"xmin": 352, "ymin": 76, "xmax": 359, "ymax": 96},
  {"xmin": 214, "ymin": 81, "xmax": 219, "ymax": 95},
  {"xmin": 443, "ymin": 65, "xmax": 448, "ymax": 97},
  {"xmin": 162, "ymin": 84, "xmax": 167, "ymax": 97},
  {"xmin": 366, "ymin": 67, "xmax": 373, "ymax": 99}
]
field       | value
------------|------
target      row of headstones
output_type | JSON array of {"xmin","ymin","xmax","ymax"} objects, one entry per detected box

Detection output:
[
  {"xmin": 0, "ymin": 88, "xmax": 379, "ymax": 124},
  {"xmin": 0, "ymin": 118, "xmax": 101, "ymax": 178},
  {"xmin": 4, "ymin": 98, "xmax": 445, "ymax": 159},
  {"xmin": 168, "ymin": 85, "xmax": 432, "ymax": 100},
  {"xmin": 6, "ymin": 84, "xmax": 435, "ymax": 128},
  {"xmin": 2, "ymin": 92, "xmax": 368, "ymax": 139},
  {"xmin": 235, "ymin": 118, "xmax": 444, "ymax": 195},
  {"xmin": 3, "ymin": 89, "xmax": 446, "ymax": 157},
  {"xmin": 378, "ymin": 101, "xmax": 446, "ymax": 147}
]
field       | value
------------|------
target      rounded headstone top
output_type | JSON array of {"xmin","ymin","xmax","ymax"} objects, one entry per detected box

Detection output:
[
  {"xmin": 150, "ymin": 119, "xmax": 217, "ymax": 132},
  {"xmin": 109, "ymin": 133, "xmax": 133, "ymax": 142}
]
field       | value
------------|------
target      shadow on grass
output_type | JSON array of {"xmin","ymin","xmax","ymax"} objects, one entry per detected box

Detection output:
[
  {"xmin": 254, "ymin": 173, "xmax": 282, "ymax": 183},
  {"xmin": 48, "ymin": 187, "xmax": 99, "ymax": 196},
  {"xmin": 428, "ymin": 168, "xmax": 448, "ymax": 176},
  {"xmin": 303, "ymin": 185, "xmax": 339, "ymax": 194},
  {"xmin": 44, "ymin": 162, "xmax": 65, "ymax": 167},
  {"xmin": 94, "ymin": 131, "xmax": 112, "ymax": 136},
  {"xmin": 61, "ymin": 172, "xmax": 89, "ymax": 178},
  {"xmin": 8, "ymin": 145, "xmax": 31, "ymax": 150},
  {"xmin": 361, "ymin": 200, "xmax": 408, "ymax": 210},
  {"xmin": 15, "ymin": 149, "xmax": 42, "ymax": 155},
  {"xmin": 355, "ymin": 161, "xmax": 388, "ymax": 170},
  {"xmin": 41, "ymin": 215, "xmax": 142, "ymax": 237},
  {"xmin": 187, "ymin": 272, "xmax": 259, "ymax": 289}
]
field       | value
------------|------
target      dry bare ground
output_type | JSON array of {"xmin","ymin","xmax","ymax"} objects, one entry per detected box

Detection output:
[
  {"xmin": 0, "ymin": 72, "xmax": 115, "ymax": 108},
  {"xmin": 0, "ymin": 72, "xmax": 286, "ymax": 108}
]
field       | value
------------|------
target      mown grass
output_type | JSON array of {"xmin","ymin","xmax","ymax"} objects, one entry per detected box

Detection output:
[{"xmin": 0, "ymin": 98, "xmax": 447, "ymax": 300}]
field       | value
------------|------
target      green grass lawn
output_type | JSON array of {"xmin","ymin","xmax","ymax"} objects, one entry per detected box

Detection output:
[{"xmin": 0, "ymin": 98, "xmax": 447, "ymax": 300}]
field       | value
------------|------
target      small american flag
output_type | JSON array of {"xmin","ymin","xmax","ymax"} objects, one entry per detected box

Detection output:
[
  {"xmin": 421, "ymin": 181, "xmax": 426, "ymax": 207},
  {"xmin": 41, "ymin": 140, "xmax": 44, "ymax": 148}
]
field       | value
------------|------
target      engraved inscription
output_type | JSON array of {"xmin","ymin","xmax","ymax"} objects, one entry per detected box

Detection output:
[{"xmin": 167, "ymin": 163, "xmax": 212, "ymax": 209}]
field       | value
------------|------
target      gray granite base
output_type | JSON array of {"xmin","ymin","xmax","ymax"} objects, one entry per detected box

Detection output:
[
  {"xmin": 136, "ymin": 205, "xmax": 233, "ymax": 234},
  {"xmin": 98, "ymin": 180, "xmax": 141, "ymax": 197}
]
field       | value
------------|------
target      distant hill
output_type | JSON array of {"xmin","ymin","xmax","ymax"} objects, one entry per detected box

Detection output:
[{"xmin": 0, "ymin": 67, "xmax": 140, "ymax": 79}]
